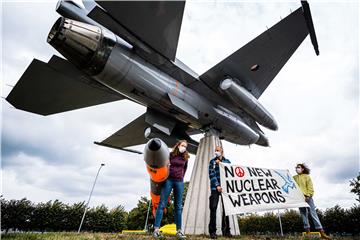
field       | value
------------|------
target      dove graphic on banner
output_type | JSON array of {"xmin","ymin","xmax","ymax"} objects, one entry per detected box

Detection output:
[{"xmin": 274, "ymin": 171, "xmax": 296, "ymax": 194}]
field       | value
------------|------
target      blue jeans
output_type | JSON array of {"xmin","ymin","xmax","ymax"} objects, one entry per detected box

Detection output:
[
  {"xmin": 154, "ymin": 179, "xmax": 184, "ymax": 230},
  {"xmin": 299, "ymin": 197, "xmax": 323, "ymax": 229}
]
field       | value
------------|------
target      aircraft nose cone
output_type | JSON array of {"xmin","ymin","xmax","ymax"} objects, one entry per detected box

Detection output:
[{"xmin": 148, "ymin": 138, "xmax": 161, "ymax": 151}]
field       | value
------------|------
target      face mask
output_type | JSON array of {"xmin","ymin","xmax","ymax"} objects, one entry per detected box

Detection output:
[
  {"xmin": 296, "ymin": 167, "xmax": 302, "ymax": 174},
  {"xmin": 179, "ymin": 146, "xmax": 186, "ymax": 153},
  {"xmin": 215, "ymin": 151, "xmax": 221, "ymax": 157}
]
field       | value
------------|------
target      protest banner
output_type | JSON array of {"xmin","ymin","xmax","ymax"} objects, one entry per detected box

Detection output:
[{"xmin": 219, "ymin": 163, "xmax": 309, "ymax": 215}]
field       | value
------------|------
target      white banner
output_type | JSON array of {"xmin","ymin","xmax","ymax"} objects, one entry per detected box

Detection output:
[{"xmin": 219, "ymin": 163, "xmax": 309, "ymax": 216}]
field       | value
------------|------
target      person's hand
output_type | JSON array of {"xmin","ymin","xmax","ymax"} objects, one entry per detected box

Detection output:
[
  {"xmin": 305, "ymin": 196, "xmax": 310, "ymax": 202},
  {"xmin": 217, "ymin": 186, "xmax": 222, "ymax": 192},
  {"xmin": 215, "ymin": 159, "xmax": 220, "ymax": 164}
]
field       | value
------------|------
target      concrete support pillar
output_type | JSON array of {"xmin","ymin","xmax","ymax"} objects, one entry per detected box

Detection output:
[{"xmin": 182, "ymin": 131, "xmax": 240, "ymax": 235}]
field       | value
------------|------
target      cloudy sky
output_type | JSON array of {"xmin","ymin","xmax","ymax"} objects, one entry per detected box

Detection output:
[{"xmin": 1, "ymin": 0, "xmax": 359, "ymax": 212}]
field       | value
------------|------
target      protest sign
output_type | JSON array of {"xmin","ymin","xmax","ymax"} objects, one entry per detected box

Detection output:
[{"xmin": 219, "ymin": 163, "xmax": 309, "ymax": 215}]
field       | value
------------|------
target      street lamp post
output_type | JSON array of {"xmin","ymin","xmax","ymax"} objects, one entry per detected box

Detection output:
[{"xmin": 78, "ymin": 163, "xmax": 105, "ymax": 233}]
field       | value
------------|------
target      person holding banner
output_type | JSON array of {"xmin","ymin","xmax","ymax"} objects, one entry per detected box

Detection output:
[
  {"xmin": 293, "ymin": 163, "xmax": 331, "ymax": 240},
  {"xmin": 208, "ymin": 146, "xmax": 232, "ymax": 239}
]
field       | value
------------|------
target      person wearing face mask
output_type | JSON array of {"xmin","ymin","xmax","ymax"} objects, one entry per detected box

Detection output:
[
  {"xmin": 208, "ymin": 146, "xmax": 232, "ymax": 239},
  {"xmin": 153, "ymin": 140, "xmax": 189, "ymax": 239},
  {"xmin": 293, "ymin": 163, "xmax": 331, "ymax": 240}
]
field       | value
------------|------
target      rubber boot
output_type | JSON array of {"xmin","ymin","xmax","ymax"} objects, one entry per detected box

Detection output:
[{"xmin": 319, "ymin": 230, "xmax": 331, "ymax": 240}]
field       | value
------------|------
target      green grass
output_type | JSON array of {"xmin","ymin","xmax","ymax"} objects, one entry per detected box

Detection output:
[{"xmin": 0, "ymin": 232, "xmax": 356, "ymax": 240}]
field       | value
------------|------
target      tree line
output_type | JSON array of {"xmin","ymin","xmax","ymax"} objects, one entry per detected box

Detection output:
[
  {"xmin": 1, "ymin": 173, "xmax": 359, "ymax": 235},
  {"xmin": 0, "ymin": 183, "xmax": 189, "ymax": 234},
  {"xmin": 2, "ymin": 197, "xmax": 359, "ymax": 235},
  {"xmin": 0, "ymin": 198, "xmax": 127, "ymax": 233}
]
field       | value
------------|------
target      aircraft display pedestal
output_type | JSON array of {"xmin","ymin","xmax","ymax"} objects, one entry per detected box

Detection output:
[{"xmin": 182, "ymin": 131, "xmax": 240, "ymax": 235}]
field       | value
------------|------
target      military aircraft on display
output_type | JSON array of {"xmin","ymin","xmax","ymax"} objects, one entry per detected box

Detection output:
[{"xmin": 6, "ymin": 0, "xmax": 319, "ymax": 155}]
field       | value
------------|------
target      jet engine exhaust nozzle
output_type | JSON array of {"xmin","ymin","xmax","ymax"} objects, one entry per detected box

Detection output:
[{"xmin": 47, "ymin": 17, "xmax": 116, "ymax": 75}]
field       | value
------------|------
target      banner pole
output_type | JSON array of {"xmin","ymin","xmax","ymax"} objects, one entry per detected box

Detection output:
[
  {"xmin": 277, "ymin": 209, "xmax": 284, "ymax": 236},
  {"xmin": 144, "ymin": 198, "xmax": 152, "ymax": 232}
]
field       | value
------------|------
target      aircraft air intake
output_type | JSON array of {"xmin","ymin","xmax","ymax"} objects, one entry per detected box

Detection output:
[{"xmin": 47, "ymin": 17, "xmax": 116, "ymax": 75}]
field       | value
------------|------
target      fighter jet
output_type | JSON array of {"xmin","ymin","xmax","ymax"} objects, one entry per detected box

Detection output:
[{"xmin": 6, "ymin": 0, "xmax": 319, "ymax": 154}]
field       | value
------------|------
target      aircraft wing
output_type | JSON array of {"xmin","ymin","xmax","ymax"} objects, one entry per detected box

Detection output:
[
  {"xmin": 95, "ymin": 109, "xmax": 199, "ymax": 154},
  {"xmin": 200, "ymin": 5, "xmax": 318, "ymax": 99},
  {"xmin": 95, "ymin": 113, "xmax": 149, "ymax": 154},
  {"xmin": 6, "ymin": 55, "xmax": 125, "ymax": 115},
  {"xmin": 93, "ymin": 1, "xmax": 185, "ymax": 61}
]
